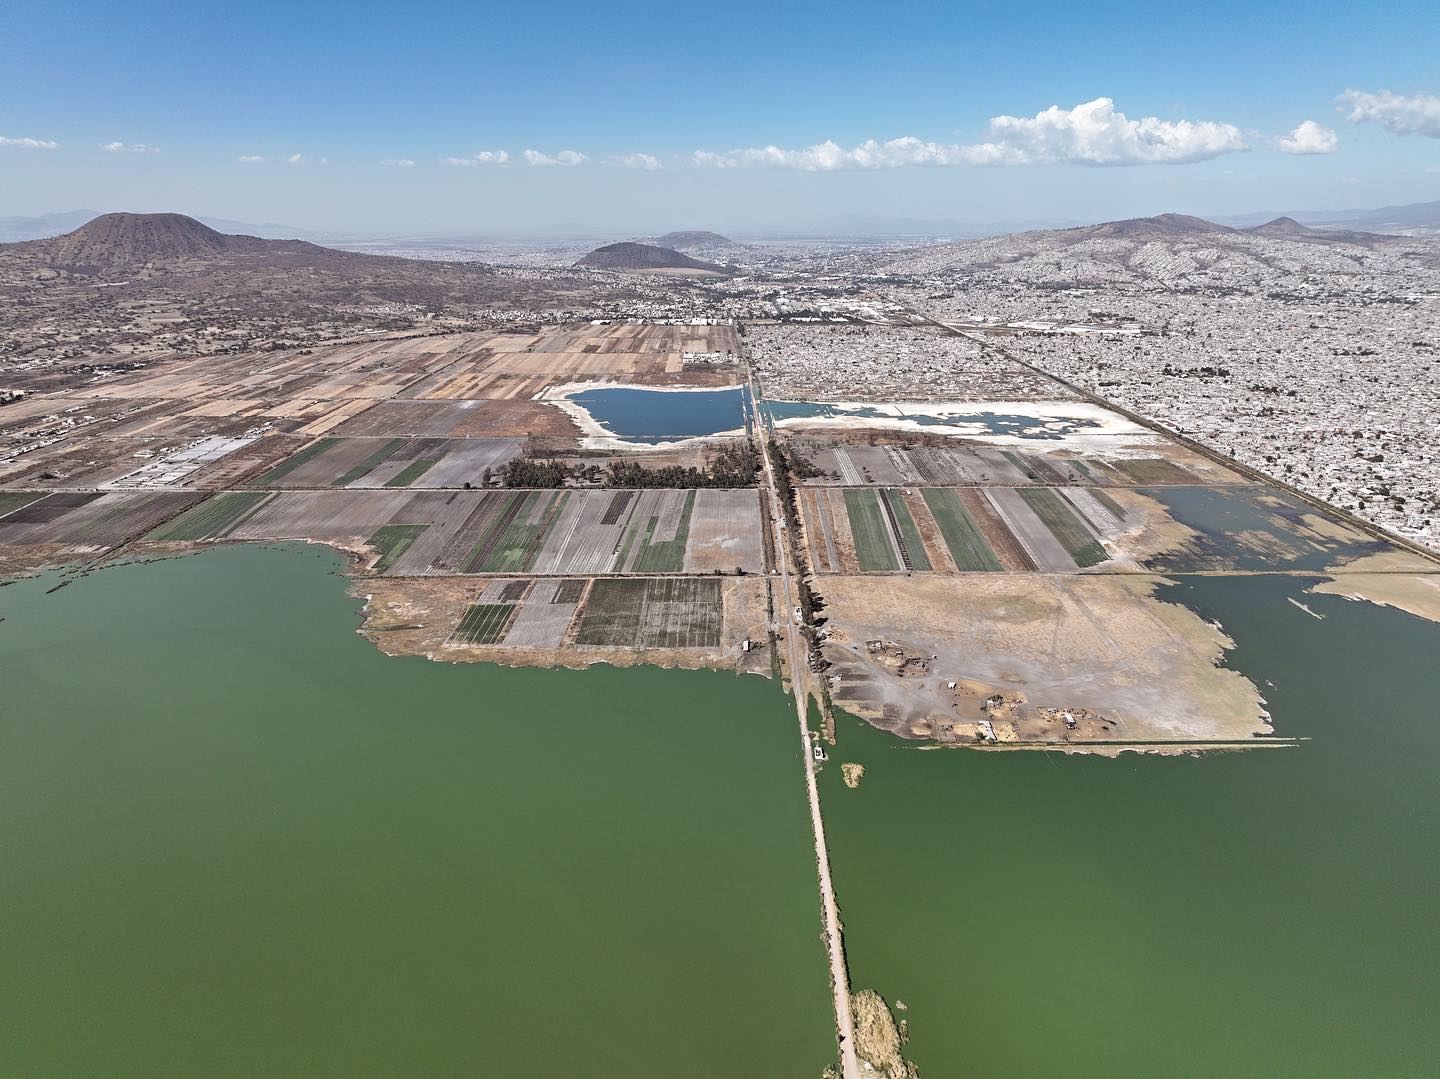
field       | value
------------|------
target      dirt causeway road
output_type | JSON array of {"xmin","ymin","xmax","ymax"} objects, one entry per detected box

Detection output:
[{"xmin": 753, "ymin": 365, "xmax": 862, "ymax": 1079}]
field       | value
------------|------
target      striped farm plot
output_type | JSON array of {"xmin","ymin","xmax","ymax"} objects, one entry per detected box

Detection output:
[
  {"xmin": 249, "ymin": 435, "xmax": 523, "ymax": 490},
  {"xmin": 0, "ymin": 490, "xmax": 200, "ymax": 548},
  {"xmin": 147, "ymin": 491, "xmax": 270, "ymax": 541},
  {"xmin": 442, "ymin": 577, "xmax": 583, "ymax": 650},
  {"xmin": 573, "ymin": 577, "xmax": 723, "ymax": 649},
  {"xmin": 842, "ymin": 489, "xmax": 903, "ymax": 571},
  {"xmin": 919, "ymin": 488, "xmax": 1002, "ymax": 571}
]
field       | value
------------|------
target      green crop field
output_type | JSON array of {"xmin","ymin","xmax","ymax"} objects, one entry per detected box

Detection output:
[
  {"xmin": 460, "ymin": 492, "xmax": 526, "ymax": 572},
  {"xmin": 840, "ymin": 489, "xmax": 892, "ymax": 573},
  {"xmin": 366, "ymin": 523, "xmax": 429, "ymax": 573},
  {"xmin": 383, "ymin": 459, "xmax": 439, "ymax": 488},
  {"xmin": 452, "ymin": 602, "xmax": 516, "ymax": 645},
  {"xmin": 250, "ymin": 438, "xmax": 339, "ymax": 486},
  {"xmin": 882, "ymin": 490, "xmax": 932, "ymax": 571},
  {"xmin": 628, "ymin": 491, "xmax": 697, "ymax": 573},
  {"xmin": 843, "ymin": 489, "xmax": 899, "ymax": 571},
  {"xmin": 1018, "ymin": 488, "xmax": 1108, "ymax": 566},
  {"xmin": 476, "ymin": 492, "xmax": 563, "ymax": 573},
  {"xmin": 1089, "ymin": 487, "xmax": 1126, "ymax": 520},
  {"xmin": 334, "ymin": 439, "xmax": 407, "ymax": 486},
  {"xmin": 920, "ymin": 489, "xmax": 1001, "ymax": 571},
  {"xmin": 1113, "ymin": 458, "xmax": 1196, "ymax": 485},
  {"xmin": 146, "ymin": 491, "xmax": 268, "ymax": 541}
]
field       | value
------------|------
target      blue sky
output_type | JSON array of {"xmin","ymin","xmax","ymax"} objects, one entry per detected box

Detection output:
[{"xmin": 2, "ymin": 0, "xmax": 1437, "ymax": 233}]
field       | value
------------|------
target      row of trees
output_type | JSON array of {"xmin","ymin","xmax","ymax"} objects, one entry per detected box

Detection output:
[{"xmin": 499, "ymin": 443, "xmax": 760, "ymax": 490}]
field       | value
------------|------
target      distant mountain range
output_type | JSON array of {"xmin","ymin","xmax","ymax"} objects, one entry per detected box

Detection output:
[
  {"xmin": 1051, "ymin": 212, "xmax": 1394, "ymax": 247},
  {"xmin": 1201, "ymin": 201, "xmax": 1440, "ymax": 237},
  {"xmin": 4, "ymin": 199, "xmax": 1436, "ymax": 253}
]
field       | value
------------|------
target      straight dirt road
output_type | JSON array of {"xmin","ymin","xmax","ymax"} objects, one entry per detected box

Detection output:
[{"xmin": 751, "ymin": 366, "xmax": 863, "ymax": 1079}]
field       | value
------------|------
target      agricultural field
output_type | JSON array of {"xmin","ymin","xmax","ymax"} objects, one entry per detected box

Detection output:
[
  {"xmin": 573, "ymin": 577, "xmax": 724, "ymax": 649},
  {"xmin": 786, "ymin": 439, "xmax": 1244, "ymax": 488},
  {"xmin": 800, "ymin": 482, "xmax": 1141, "ymax": 575},
  {"xmin": 0, "ymin": 490, "xmax": 199, "ymax": 547},
  {"xmin": 353, "ymin": 572, "xmax": 770, "ymax": 674},
  {"xmin": 251, "ymin": 435, "xmax": 522, "ymax": 490}
]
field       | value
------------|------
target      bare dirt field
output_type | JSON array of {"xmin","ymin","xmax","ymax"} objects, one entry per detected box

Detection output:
[{"xmin": 815, "ymin": 574, "xmax": 1271, "ymax": 746}]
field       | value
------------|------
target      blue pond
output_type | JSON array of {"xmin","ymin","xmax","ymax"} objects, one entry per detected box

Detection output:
[{"xmin": 566, "ymin": 386, "xmax": 751, "ymax": 443}]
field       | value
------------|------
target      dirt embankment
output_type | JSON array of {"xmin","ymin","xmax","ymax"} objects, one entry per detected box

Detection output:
[{"xmin": 850, "ymin": 989, "xmax": 920, "ymax": 1078}]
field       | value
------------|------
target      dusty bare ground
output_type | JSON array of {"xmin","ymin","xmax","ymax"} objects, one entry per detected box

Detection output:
[
  {"xmin": 814, "ymin": 574, "xmax": 1271, "ymax": 747},
  {"xmin": 1310, "ymin": 550, "xmax": 1440, "ymax": 625}
]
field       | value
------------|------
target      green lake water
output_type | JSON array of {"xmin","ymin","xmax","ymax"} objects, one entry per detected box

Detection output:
[
  {"xmin": 6, "ymin": 546, "xmax": 1440, "ymax": 1077},
  {"xmin": 0, "ymin": 545, "xmax": 833, "ymax": 1078},
  {"xmin": 821, "ymin": 574, "xmax": 1440, "ymax": 1077}
]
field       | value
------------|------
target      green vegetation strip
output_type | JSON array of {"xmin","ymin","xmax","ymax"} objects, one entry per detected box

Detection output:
[
  {"xmin": 1001, "ymin": 449, "xmax": 1041, "ymax": 481},
  {"xmin": 1089, "ymin": 488, "xmax": 1126, "ymax": 520},
  {"xmin": 250, "ymin": 438, "xmax": 341, "ymax": 486},
  {"xmin": 452, "ymin": 603, "xmax": 516, "ymax": 645},
  {"xmin": 843, "ymin": 488, "xmax": 899, "ymax": 571},
  {"xmin": 477, "ymin": 492, "xmax": 557, "ymax": 573},
  {"xmin": 366, "ymin": 524, "xmax": 429, "ymax": 573},
  {"xmin": 882, "ymin": 490, "xmax": 932, "ymax": 571},
  {"xmin": 1115, "ymin": 458, "xmax": 1196, "ymax": 484},
  {"xmin": 0, "ymin": 491, "xmax": 45, "ymax": 518},
  {"xmin": 631, "ymin": 491, "xmax": 697, "ymax": 573},
  {"xmin": 920, "ymin": 489, "xmax": 1001, "ymax": 571},
  {"xmin": 1018, "ymin": 488, "xmax": 1108, "ymax": 566},
  {"xmin": 461, "ymin": 492, "xmax": 525, "ymax": 572},
  {"xmin": 383, "ymin": 459, "xmax": 439, "ymax": 488},
  {"xmin": 146, "ymin": 491, "xmax": 268, "ymax": 541},
  {"xmin": 335, "ymin": 439, "xmax": 407, "ymax": 486}
]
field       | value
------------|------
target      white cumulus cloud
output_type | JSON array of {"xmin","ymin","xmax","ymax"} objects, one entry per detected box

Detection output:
[
  {"xmin": 441, "ymin": 150, "xmax": 510, "ymax": 166},
  {"xmin": 287, "ymin": 153, "xmax": 305, "ymax": 165},
  {"xmin": 1, "ymin": 135, "xmax": 59, "ymax": 149},
  {"xmin": 521, "ymin": 148, "xmax": 589, "ymax": 166},
  {"xmin": 959, "ymin": 97, "xmax": 1246, "ymax": 165},
  {"xmin": 380, "ymin": 157, "xmax": 416, "ymax": 167},
  {"xmin": 690, "ymin": 98, "xmax": 1246, "ymax": 170},
  {"xmin": 101, "ymin": 141, "xmax": 158, "ymax": 153},
  {"xmin": 1276, "ymin": 120, "xmax": 1338, "ymax": 155},
  {"xmin": 1340, "ymin": 89, "xmax": 1440, "ymax": 137},
  {"xmin": 612, "ymin": 152, "xmax": 660, "ymax": 170},
  {"xmin": 237, "ymin": 154, "xmax": 265, "ymax": 164}
]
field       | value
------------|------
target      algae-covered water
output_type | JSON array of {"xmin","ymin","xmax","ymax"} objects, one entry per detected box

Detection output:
[
  {"xmin": 0, "ymin": 546, "xmax": 833, "ymax": 1078},
  {"xmin": 821, "ymin": 574, "xmax": 1440, "ymax": 1077},
  {"xmin": 7, "ymin": 547, "xmax": 1439, "ymax": 1077}
]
